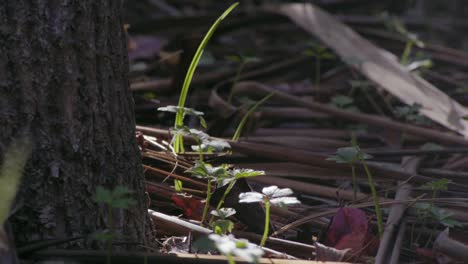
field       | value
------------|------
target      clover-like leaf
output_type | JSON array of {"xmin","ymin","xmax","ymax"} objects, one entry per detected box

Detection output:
[
  {"xmin": 420, "ymin": 142, "xmax": 443, "ymax": 151},
  {"xmin": 327, "ymin": 146, "xmax": 372, "ymax": 165},
  {"xmin": 270, "ymin": 197, "xmax": 301, "ymax": 207},
  {"xmin": 158, "ymin": 105, "xmax": 204, "ymax": 116},
  {"xmin": 211, "ymin": 208, "xmax": 236, "ymax": 219},
  {"xmin": 212, "ymin": 219, "xmax": 235, "ymax": 235},
  {"xmin": 440, "ymin": 217, "xmax": 461, "ymax": 228},
  {"xmin": 232, "ymin": 169, "xmax": 265, "ymax": 179},
  {"xmin": 421, "ymin": 178, "xmax": 451, "ymax": 192},
  {"xmin": 330, "ymin": 95, "xmax": 354, "ymax": 108},
  {"xmin": 238, "ymin": 192, "xmax": 263, "ymax": 203}
]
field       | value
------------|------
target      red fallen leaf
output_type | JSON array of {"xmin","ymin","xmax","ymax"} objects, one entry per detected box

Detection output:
[
  {"xmin": 416, "ymin": 247, "xmax": 435, "ymax": 260},
  {"xmin": 170, "ymin": 194, "xmax": 204, "ymax": 221},
  {"xmin": 326, "ymin": 207, "xmax": 379, "ymax": 256}
]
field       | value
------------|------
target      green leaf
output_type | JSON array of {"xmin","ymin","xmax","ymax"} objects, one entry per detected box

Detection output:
[
  {"xmin": 93, "ymin": 231, "xmax": 115, "ymax": 242},
  {"xmin": 173, "ymin": 2, "xmax": 239, "ymax": 153},
  {"xmin": 94, "ymin": 186, "xmax": 112, "ymax": 204},
  {"xmin": 174, "ymin": 179, "xmax": 183, "ymax": 193},
  {"xmin": 0, "ymin": 138, "xmax": 31, "ymax": 226},
  {"xmin": 232, "ymin": 92, "xmax": 275, "ymax": 141},
  {"xmin": 112, "ymin": 186, "xmax": 133, "ymax": 198},
  {"xmin": 330, "ymin": 95, "xmax": 354, "ymax": 108},
  {"xmin": 420, "ymin": 142, "xmax": 444, "ymax": 151},
  {"xmin": 421, "ymin": 179, "xmax": 451, "ymax": 191},
  {"xmin": 440, "ymin": 218, "xmax": 461, "ymax": 228},
  {"xmin": 212, "ymin": 219, "xmax": 234, "ymax": 235},
  {"xmin": 232, "ymin": 169, "xmax": 265, "ymax": 179},
  {"xmin": 211, "ymin": 208, "xmax": 236, "ymax": 219},
  {"xmin": 193, "ymin": 236, "xmax": 217, "ymax": 252},
  {"xmin": 111, "ymin": 197, "xmax": 137, "ymax": 209}
]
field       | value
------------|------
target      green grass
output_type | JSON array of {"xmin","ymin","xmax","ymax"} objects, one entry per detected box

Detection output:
[{"xmin": 173, "ymin": 2, "xmax": 239, "ymax": 153}]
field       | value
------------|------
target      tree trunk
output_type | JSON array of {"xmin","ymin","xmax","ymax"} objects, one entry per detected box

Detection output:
[{"xmin": 0, "ymin": 0, "xmax": 148, "ymax": 247}]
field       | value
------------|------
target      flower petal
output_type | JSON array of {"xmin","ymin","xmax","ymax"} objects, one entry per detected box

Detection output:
[
  {"xmin": 270, "ymin": 197, "xmax": 301, "ymax": 206},
  {"xmin": 238, "ymin": 192, "xmax": 263, "ymax": 203},
  {"xmin": 262, "ymin": 185, "xmax": 279, "ymax": 196}
]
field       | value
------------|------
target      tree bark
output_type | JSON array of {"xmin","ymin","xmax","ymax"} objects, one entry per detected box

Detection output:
[{"xmin": 0, "ymin": 0, "xmax": 148, "ymax": 247}]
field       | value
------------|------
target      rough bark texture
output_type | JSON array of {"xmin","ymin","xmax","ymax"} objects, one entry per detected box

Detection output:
[{"xmin": 0, "ymin": 0, "xmax": 148, "ymax": 246}]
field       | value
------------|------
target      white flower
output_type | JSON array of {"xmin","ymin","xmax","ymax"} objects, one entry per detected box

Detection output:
[
  {"xmin": 262, "ymin": 185, "xmax": 293, "ymax": 198},
  {"xmin": 239, "ymin": 185, "xmax": 301, "ymax": 207},
  {"xmin": 208, "ymin": 234, "xmax": 263, "ymax": 262}
]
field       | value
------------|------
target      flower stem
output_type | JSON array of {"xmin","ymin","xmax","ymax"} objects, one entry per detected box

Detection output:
[
  {"xmin": 227, "ymin": 62, "xmax": 245, "ymax": 104},
  {"xmin": 227, "ymin": 254, "xmax": 236, "ymax": 264},
  {"xmin": 201, "ymin": 180, "xmax": 212, "ymax": 224},
  {"xmin": 351, "ymin": 165, "xmax": 357, "ymax": 200},
  {"xmin": 260, "ymin": 201, "xmax": 271, "ymax": 247},
  {"xmin": 315, "ymin": 56, "xmax": 321, "ymax": 87},
  {"xmin": 216, "ymin": 180, "xmax": 236, "ymax": 211},
  {"xmin": 360, "ymin": 158, "xmax": 383, "ymax": 238},
  {"xmin": 107, "ymin": 205, "xmax": 114, "ymax": 264},
  {"xmin": 401, "ymin": 40, "xmax": 414, "ymax": 65}
]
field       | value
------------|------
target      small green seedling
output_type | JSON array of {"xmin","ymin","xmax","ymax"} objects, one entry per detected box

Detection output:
[
  {"xmin": 159, "ymin": 105, "xmax": 207, "ymax": 130},
  {"xmin": 329, "ymin": 95, "xmax": 360, "ymax": 113},
  {"xmin": 170, "ymin": 2, "xmax": 239, "ymax": 153},
  {"xmin": 420, "ymin": 142, "xmax": 444, "ymax": 151},
  {"xmin": 304, "ymin": 43, "xmax": 335, "ymax": 86},
  {"xmin": 394, "ymin": 103, "xmax": 430, "ymax": 125},
  {"xmin": 186, "ymin": 161, "xmax": 229, "ymax": 223},
  {"xmin": 215, "ymin": 169, "xmax": 265, "ymax": 211},
  {"xmin": 170, "ymin": 127, "xmax": 230, "ymax": 158},
  {"xmin": 239, "ymin": 186, "xmax": 300, "ymax": 246},
  {"xmin": 226, "ymin": 54, "xmax": 260, "ymax": 104},
  {"xmin": 94, "ymin": 186, "xmax": 137, "ymax": 264},
  {"xmin": 174, "ymin": 179, "xmax": 184, "ymax": 193},
  {"xmin": 327, "ymin": 143, "xmax": 383, "ymax": 238},
  {"xmin": 232, "ymin": 92, "xmax": 275, "ymax": 142},
  {"xmin": 412, "ymin": 179, "xmax": 459, "ymax": 246},
  {"xmin": 210, "ymin": 208, "xmax": 236, "ymax": 235},
  {"xmin": 208, "ymin": 234, "xmax": 264, "ymax": 264},
  {"xmin": 381, "ymin": 13, "xmax": 424, "ymax": 65}
]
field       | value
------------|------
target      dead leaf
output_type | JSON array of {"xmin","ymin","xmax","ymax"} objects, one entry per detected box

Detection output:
[
  {"xmin": 326, "ymin": 207, "xmax": 379, "ymax": 256},
  {"xmin": 266, "ymin": 3, "xmax": 468, "ymax": 137},
  {"xmin": 171, "ymin": 194, "xmax": 204, "ymax": 221},
  {"xmin": 315, "ymin": 241, "xmax": 350, "ymax": 261}
]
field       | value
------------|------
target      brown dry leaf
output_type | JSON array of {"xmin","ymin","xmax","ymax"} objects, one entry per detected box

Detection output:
[
  {"xmin": 315, "ymin": 241, "xmax": 350, "ymax": 262},
  {"xmin": 265, "ymin": 3, "xmax": 468, "ymax": 137}
]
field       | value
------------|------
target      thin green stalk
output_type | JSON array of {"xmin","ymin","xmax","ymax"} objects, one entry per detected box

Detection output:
[
  {"xmin": 351, "ymin": 165, "xmax": 357, "ymax": 200},
  {"xmin": 415, "ymin": 190, "xmax": 437, "ymax": 245},
  {"xmin": 260, "ymin": 201, "xmax": 270, "ymax": 247},
  {"xmin": 232, "ymin": 92, "xmax": 275, "ymax": 141},
  {"xmin": 173, "ymin": 2, "xmax": 239, "ymax": 153},
  {"xmin": 360, "ymin": 159, "xmax": 383, "ymax": 238},
  {"xmin": 315, "ymin": 56, "xmax": 321, "ymax": 86},
  {"xmin": 201, "ymin": 180, "xmax": 212, "ymax": 224},
  {"xmin": 216, "ymin": 180, "xmax": 236, "ymax": 211},
  {"xmin": 198, "ymin": 142, "xmax": 203, "ymax": 161},
  {"xmin": 227, "ymin": 62, "xmax": 245, "ymax": 104},
  {"xmin": 227, "ymin": 254, "xmax": 236, "ymax": 264},
  {"xmin": 107, "ymin": 205, "xmax": 114, "ymax": 264},
  {"xmin": 400, "ymin": 41, "xmax": 414, "ymax": 65}
]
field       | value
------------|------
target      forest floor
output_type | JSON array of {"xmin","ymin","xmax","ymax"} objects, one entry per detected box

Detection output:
[{"xmin": 127, "ymin": 1, "xmax": 468, "ymax": 263}]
